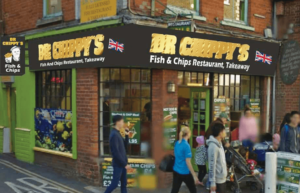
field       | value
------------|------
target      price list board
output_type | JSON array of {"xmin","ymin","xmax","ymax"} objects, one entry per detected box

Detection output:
[{"xmin": 102, "ymin": 161, "xmax": 156, "ymax": 188}]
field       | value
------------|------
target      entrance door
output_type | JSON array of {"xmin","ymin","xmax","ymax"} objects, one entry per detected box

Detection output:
[{"xmin": 189, "ymin": 88, "xmax": 210, "ymax": 170}]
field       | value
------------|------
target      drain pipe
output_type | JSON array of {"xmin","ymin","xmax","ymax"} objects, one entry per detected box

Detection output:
[{"xmin": 151, "ymin": 0, "xmax": 155, "ymax": 16}]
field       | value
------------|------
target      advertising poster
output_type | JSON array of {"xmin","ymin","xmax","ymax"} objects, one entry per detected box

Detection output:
[
  {"xmin": 102, "ymin": 161, "xmax": 156, "ymax": 188},
  {"xmin": 80, "ymin": 0, "xmax": 117, "ymax": 23},
  {"xmin": 277, "ymin": 152, "xmax": 300, "ymax": 192},
  {"xmin": 111, "ymin": 112, "xmax": 141, "ymax": 144},
  {"xmin": 249, "ymin": 99, "xmax": 260, "ymax": 118},
  {"xmin": 0, "ymin": 37, "xmax": 25, "ymax": 76},
  {"xmin": 213, "ymin": 98, "xmax": 230, "ymax": 143},
  {"xmin": 35, "ymin": 108, "xmax": 72, "ymax": 153},
  {"xmin": 163, "ymin": 107, "xmax": 178, "ymax": 150}
]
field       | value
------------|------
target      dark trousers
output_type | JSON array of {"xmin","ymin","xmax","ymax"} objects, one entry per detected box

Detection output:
[
  {"xmin": 197, "ymin": 165, "xmax": 207, "ymax": 182},
  {"xmin": 104, "ymin": 166, "xmax": 127, "ymax": 193},
  {"xmin": 171, "ymin": 171, "xmax": 197, "ymax": 193},
  {"xmin": 216, "ymin": 183, "xmax": 226, "ymax": 193}
]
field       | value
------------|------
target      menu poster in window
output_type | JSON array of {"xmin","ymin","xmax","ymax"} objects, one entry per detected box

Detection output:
[
  {"xmin": 111, "ymin": 112, "xmax": 141, "ymax": 144},
  {"xmin": 34, "ymin": 108, "xmax": 72, "ymax": 153},
  {"xmin": 102, "ymin": 161, "xmax": 156, "ymax": 188},
  {"xmin": 163, "ymin": 107, "xmax": 178, "ymax": 150},
  {"xmin": 249, "ymin": 99, "xmax": 260, "ymax": 118},
  {"xmin": 213, "ymin": 98, "xmax": 230, "ymax": 142}
]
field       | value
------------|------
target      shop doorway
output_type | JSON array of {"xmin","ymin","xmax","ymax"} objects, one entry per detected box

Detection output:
[{"xmin": 178, "ymin": 87, "xmax": 210, "ymax": 171}]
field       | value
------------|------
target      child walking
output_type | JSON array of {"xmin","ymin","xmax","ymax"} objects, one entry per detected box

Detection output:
[{"xmin": 195, "ymin": 136, "xmax": 207, "ymax": 186}]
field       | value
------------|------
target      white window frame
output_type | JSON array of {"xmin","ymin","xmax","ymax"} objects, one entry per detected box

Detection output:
[
  {"xmin": 223, "ymin": 0, "xmax": 248, "ymax": 25},
  {"xmin": 43, "ymin": 0, "xmax": 63, "ymax": 18},
  {"xmin": 224, "ymin": 0, "xmax": 230, "ymax": 5}
]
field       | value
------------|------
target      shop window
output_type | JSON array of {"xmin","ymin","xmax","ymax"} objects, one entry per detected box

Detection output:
[
  {"xmin": 214, "ymin": 74, "xmax": 260, "ymax": 111},
  {"xmin": 178, "ymin": 71, "xmax": 211, "ymax": 86},
  {"xmin": 99, "ymin": 68, "xmax": 151, "ymax": 157},
  {"xmin": 43, "ymin": 0, "xmax": 62, "ymax": 17},
  {"xmin": 36, "ymin": 70, "xmax": 72, "ymax": 110},
  {"xmin": 224, "ymin": 0, "xmax": 248, "ymax": 24}
]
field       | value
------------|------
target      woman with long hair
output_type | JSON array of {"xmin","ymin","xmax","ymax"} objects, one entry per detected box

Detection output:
[
  {"xmin": 171, "ymin": 126, "xmax": 200, "ymax": 193},
  {"xmin": 280, "ymin": 113, "xmax": 291, "ymax": 133}
]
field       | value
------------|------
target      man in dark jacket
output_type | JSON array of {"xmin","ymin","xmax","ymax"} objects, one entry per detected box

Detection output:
[{"xmin": 105, "ymin": 115, "xmax": 130, "ymax": 193}]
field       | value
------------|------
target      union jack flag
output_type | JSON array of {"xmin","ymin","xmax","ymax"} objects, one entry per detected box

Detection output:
[
  {"xmin": 108, "ymin": 39, "xmax": 124, "ymax": 53},
  {"xmin": 255, "ymin": 51, "xmax": 272, "ymax": 65}
]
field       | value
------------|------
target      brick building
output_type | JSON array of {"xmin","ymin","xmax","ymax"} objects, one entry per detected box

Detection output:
[
  {"xmin": 275, "ymin": 0, "xmax": 300, "ymax": 132},
  {"xmin": 0, "ymin": 0, "xmax": 281, "ymax": 188}
]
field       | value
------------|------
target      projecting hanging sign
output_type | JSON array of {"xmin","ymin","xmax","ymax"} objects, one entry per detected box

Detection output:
[{"xmin": 29, "ymin": 24, "xmax": 280, "ymax": 76}]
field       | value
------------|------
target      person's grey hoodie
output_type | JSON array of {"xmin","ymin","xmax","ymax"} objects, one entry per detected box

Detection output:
[{"xmin": 207, "ymin": 135, "xmax": 227, "ymax": 187}]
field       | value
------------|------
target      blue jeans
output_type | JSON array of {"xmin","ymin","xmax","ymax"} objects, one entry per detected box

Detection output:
[{"xmin": 104, "ymin": 166, "xmax": 127, "ymax": 193}]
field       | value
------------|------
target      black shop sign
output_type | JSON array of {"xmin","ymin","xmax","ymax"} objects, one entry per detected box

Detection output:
[{"xmin": 29, "ymin": 25, "xmax": 280, "ymax": 76}]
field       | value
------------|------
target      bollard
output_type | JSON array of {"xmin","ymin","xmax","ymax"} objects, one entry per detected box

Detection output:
[{"xmin": 265, "ymin": 152, "xmax": 277, "ymax": 193}]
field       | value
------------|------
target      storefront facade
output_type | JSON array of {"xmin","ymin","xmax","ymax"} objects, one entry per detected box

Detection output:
[{"xmin": 0, "ymin": 23, "xmax": 280, "ymax": 187}]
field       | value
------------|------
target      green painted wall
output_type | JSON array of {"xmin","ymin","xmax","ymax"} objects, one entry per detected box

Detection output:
[{"xmin": 0, "ymin": 84, "xmax": 8, "ymax": 128}]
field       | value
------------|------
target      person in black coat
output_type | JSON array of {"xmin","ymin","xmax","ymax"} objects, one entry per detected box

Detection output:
[{"xmin": 105, "ymin": 115, "xmax": 130, "ymax": 193}]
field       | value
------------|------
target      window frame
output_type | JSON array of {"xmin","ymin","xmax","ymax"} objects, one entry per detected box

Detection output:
[
  {"xmin": 99, "ymin": 68, "xmax": 152, "ymax": 157},
  {"xmin": 213, "ymin": 73, "xmax": 261, "ymax": 111},
  {"xmin": 43, "ymin": 0, "xmax": 63, "ymax": 18},
  {"xmin": 224, "ymin": 0, "xmax": 248, "ymax": 25},
  {"xmin": 35, "ymin": 70, "xmax": 72, "ymax": 110},
  {"xmin": 165, "ymin": 0, "xmax": 200, "ymax": 17}
]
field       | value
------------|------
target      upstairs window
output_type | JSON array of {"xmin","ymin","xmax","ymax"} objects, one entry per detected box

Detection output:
[
  {"xmin": 224, "ymin": 0, "xmax": 248, "ymax": 24},
  {"xmin": 43, "ymin": 0, "xmax": 62, "ymax": 17},
  {"xmin": 168, "ymin": 0, "xmax": 196, "ymax": 11}
]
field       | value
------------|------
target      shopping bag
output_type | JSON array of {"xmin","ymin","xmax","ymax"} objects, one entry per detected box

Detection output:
[{"xmin": 159, "ymin": 154, "xmax": 175, "ymax": 172}]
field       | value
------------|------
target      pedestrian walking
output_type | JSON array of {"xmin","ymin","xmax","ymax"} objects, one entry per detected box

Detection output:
[
  {"xmin": 105, "ymin": 115, "xmax": 131, "ymax": 193},
  {"xmin": 171, "ymin": 126, "xmax": 200, "ymax": 193},
  {"xmin": 195, "ymin": 136, "xmax": 207, "ymax": 186},
  {"xmin": 280, "ymin": 111, "xmax": 300, "ymax": 153},
  {"xmin": 239, "ymin": 105, "xmax": 258, "ymax": 151},
  {"xmin": 207, "ymin": 123, "xmax": 227, "ymax": 193}
]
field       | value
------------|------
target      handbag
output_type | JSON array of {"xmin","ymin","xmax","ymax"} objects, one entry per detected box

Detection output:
[{"xmin": 159, "ymin": 154, "xmax": 175, "ymax": 172}]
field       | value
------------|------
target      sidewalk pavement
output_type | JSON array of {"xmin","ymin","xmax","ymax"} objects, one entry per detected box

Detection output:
[{"xmin": 0, "ymin": 153, "xmax": 262, "ymax": 193}]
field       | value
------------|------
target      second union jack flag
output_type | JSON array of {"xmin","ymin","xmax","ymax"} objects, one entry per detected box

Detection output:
[
  {"xmin": 255, "ymin": 51, "xmax": 272, "ymax": 65},
  {"xmin": 108, "ymin": 39, "xmax": 124, "ymax": 53}
]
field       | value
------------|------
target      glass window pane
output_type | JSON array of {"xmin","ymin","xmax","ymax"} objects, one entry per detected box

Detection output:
[
  {"xmin": 219, "ymin": 74, "xmax": 224, "ymax": 86},
  {"xmin": 184, "ymin": 72, "xmax": 191, "ymax": 85},
  {"xmin": 251, "ymin": 77, "xmax": 255, "ymax": 98},
  {"xmin": 219, "ymin": 86, "xmax": 224, "ymax": 96},
  {"xmin": 121, "ymin": 68, "xmax": 130, "ymax": 82},
  {"xmin": 214, "ymin": 74, "xmax": 218, "ymax": 86},
  {"xmin": 46, "ymin": 0, "xmax": 62, "ymax": 15},
  {"xmin": 241, "ymin": 75, "xmax": 250, "ymax": 97},
  {"xmin": 131, "ymin": 69, "xmax": 140, "ymax": 82},
  {"xmin": 214, "ymin": 86, "xmax": 218, "ymax": 98},
  {"xmin": 120, "ymin": 98, "xmax": 131, "ymax": 111},
  {"xmin": 236, "ymin": 75, "xmax": 240, "ymax": 86},
  {"xmin": 204, "ymin": 73, "xmax": 210, "ymax": 86},
  {"xmin": 235, "ymin": 99, "xmax": 240, "ymax": 111},
  {"xmin": 198, "ymin": 73, "xmax": 204, "ymax": 85},
  {"xmin": 66, "ymin": 70, "xmax": 71, "ymax": 83},
  {"xmin": 225, "ymin": 74, "xmax": 229, "ymax": 86},
  {"xmin": 111, "ymin": 69, "xmax": 120, "ymax": 81},
  {"xmin": 100, "ymin": 83, "xmax": 110, "ymax": 97},
  {"xmin": 230, "ymin": 87, "xmax": 234, "ymax": 98},
  {"xmin": 120, "ymin": 84, "xmax": 130, "ymax": 97},
  {"xmin": 109, "ymin": 84, "xmax": 121, "ymax": 97},
  {"xmin": 224, "ymin": 0, "xmax": 245, "ymax": 22},
  {"xmin": 131, "ymin": 99, "xmax": 141, "ymax": 112},
  {"xmin": 131, "ymin": 83, "xmax": 141, "ymax": 97},
  {"xmin": 191, "ymin": 72, "xmax": 197, "ymax": 83},
  {"xmin": 178, "ymin": 71, "xmax": 184, "ymax": 85},
  {"xmin": 167, "ymin": 0, "xmax": 195, "ymax": 11},
  {"xmin": 230, "ymin": 75, "xmax": 235, "ymax": 86},
  {"xmin": 235, "ymin": 87, "xmax": 240, "ymax": 98},
  {"xmin": 141, "ymin": 69, "xmax": 151, "ymax": 83},
  {"xmin": 141, "ymin": 84, "xmax": 151, "ymax": 98},
  {"xmin": 109, "ymin": 98, "xmax": 120, "ymax": 111},
  {"xmin": 225, "ymin": 87, "xmax": 229, "ymax": 97},
  {"xmin": 256, "ymin": 77, "xmax": 260, "ymax": 88},
  {"xmin": 101, "ymin": 68, "xmax": 110, "ymax": 82}
]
